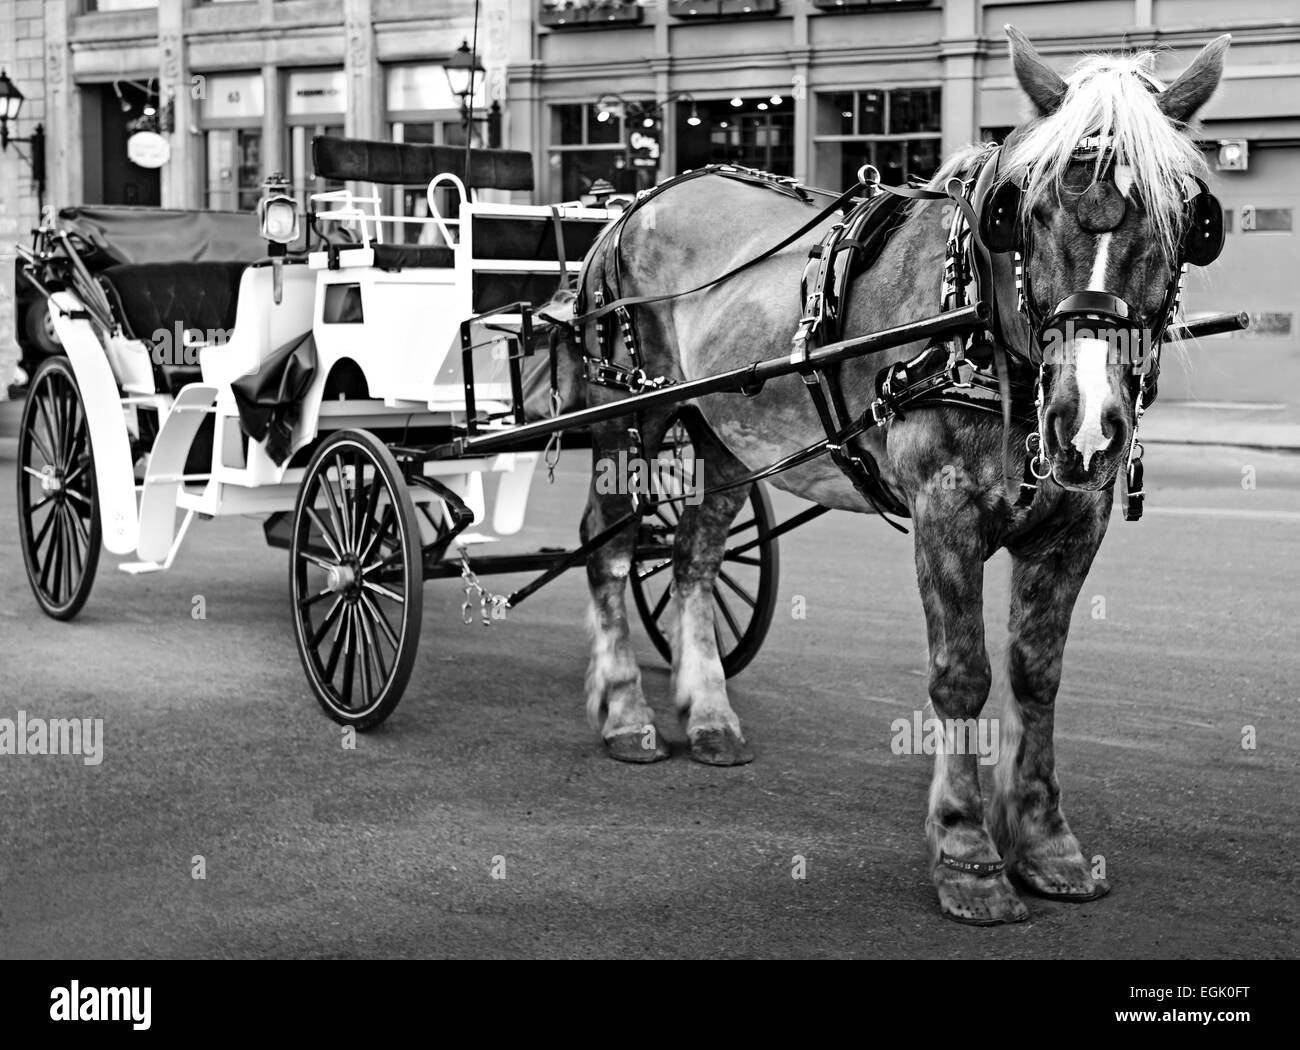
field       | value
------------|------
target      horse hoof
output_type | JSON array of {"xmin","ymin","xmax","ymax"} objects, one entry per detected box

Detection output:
[
  {"xmin": 688, "ymin": 727, "xmax": 754, "ymax": 766},
  {"xmin": 1010, "ymin": 860, "xmax": 1111, "ymax": 902},
  {"xmin": 603, "ymin": 727, "xmax": 670, "ymax": 764},
  {"xmin": 935, "ymin": 870, "xmax": 1030, "ymax": 926}
]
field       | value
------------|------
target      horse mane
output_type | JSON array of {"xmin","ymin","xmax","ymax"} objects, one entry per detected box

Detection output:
[
  {"xmin": 1001, "ymin": 50, "xmax": 1208, "ymax": 260},
  {"xmin": 928, "ymin": 144, "xmax": 991, "ymax": 186}
]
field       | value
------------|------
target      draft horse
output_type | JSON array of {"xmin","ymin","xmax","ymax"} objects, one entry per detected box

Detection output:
[{"xmin": 576, "ymin": 27, "xmax": 1230, "ymax": 923}]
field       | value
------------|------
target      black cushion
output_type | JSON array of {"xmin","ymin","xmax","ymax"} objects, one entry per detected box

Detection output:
[
  {"xmin": 99, "ymin": 261, "xmax": 246, "ymax": 342},
  {"xmin": 369, "ymin": 243, "xmax": 455, "ymax": 271},
  {"xmin": 99, "ymin": 261, "xmax": 247, "ymax": 393},
  {"xmin": 312, "ymin": 135, "xmax": 534, "ymax": 191}
]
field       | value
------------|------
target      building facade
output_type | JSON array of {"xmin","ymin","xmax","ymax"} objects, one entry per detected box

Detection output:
[
  {"xmin": 1, "ymin": 0, "xmax": 1297, "ymax": 404},
  {"xmin": 521, "ymin": 0, "xmax": 1300, "ymax": 404},
  {"xmin": 0, "ymin": 0, "xmax": 523, "ymax": 388}
]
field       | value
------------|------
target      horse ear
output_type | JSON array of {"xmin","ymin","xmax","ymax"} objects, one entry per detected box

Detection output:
[
  {"xmin": 1158, "ymin": 35, "xmax": 1231, "ymax": 125},
  {"xmin": 1006, "ymin": 24, "xmax": 1067, "ymax": 116}
]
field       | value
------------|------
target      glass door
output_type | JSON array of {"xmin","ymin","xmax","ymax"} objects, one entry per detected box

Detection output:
[{"xmin": 204, "ymin": 128, "xmax": 262, "ymax": 211}]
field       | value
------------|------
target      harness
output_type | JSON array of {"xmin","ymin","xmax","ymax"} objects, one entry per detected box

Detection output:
[{"xmin": 567, "ymin": 141, "xmax": 1225, "ymax": 525}]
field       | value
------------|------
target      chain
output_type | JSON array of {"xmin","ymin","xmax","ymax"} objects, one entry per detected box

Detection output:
[{"xmin": 459, "ymin": 547, "xmax": 510, "ymax": 627}]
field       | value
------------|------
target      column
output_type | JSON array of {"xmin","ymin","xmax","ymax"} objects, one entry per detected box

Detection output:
[
  {"xmin": 158, "ymin": 0, "xmax": 193, "ymax": 208},
  {"xmin": 941, "ymin": 0, "xmax": 980, "ymax": 155},
  {"xmin": 343, "ymin": 0, "xmax": 380, "ymax": 141}
]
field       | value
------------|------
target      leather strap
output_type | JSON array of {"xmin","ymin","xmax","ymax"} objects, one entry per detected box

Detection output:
[
  {"xmin": 570, "ymin": 180, "xmax": 865, "ymax": 328},
  {"xmin": 939, "ymin": 851, "xmax": 1006, "ymax": 878}
]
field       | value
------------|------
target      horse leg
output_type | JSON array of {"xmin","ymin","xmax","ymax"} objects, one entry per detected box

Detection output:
[
  {"xmin": 913, "ymin": 511, "xmax": 1028, "ymax": 924},
  {"xmin": 583, "ymin": 420, "xmax": 670, "ymax": 763},
  {"xmin": 990, "ymin": 504, "xmax": 1111, "ymax": 900},
  {"xmin": 670, "ymin": 421, "xmax": 754, "ymax": 766}
]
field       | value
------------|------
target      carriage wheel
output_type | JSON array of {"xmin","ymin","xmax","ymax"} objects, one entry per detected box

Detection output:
[
  {"xmin": 290, "ymin": 430, "xmax": 424, "ymax": 730},
  {"xmin": 630, "ymin": 420, "xmax": 780, "ymax": 678},
  {"xmin": 17, "ymin": 356, "xmax": 101, "ymax": 620}
]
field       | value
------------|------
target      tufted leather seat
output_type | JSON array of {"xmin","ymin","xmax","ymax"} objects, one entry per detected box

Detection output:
[{"xmin": 98, "ymin": 261, "xmax": 247, "ymax": 392}]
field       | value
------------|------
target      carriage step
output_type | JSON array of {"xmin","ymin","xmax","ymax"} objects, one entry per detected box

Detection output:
[{"xmin": 263, "ymin": 511, "xmax": 291, "ymax": 550}]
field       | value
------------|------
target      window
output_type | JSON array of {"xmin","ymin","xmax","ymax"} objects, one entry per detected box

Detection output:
[
  {"xmin": 387, "ymin": 64, "xmax": 487, "ymax": 244},
  {"xmin": 677, "ymin": 96, "xmax": 794, "ymax": 176},
  {"xmin": 199, "ymin": 72, "xmax": 265, "ymax": 211},
  {"xmin": 286, "ymin": 69, "xmax": 346, "ymax": 213},
  {"xmin": 86, "ymin": 0, "xmax": 158, "ymax": 10},
  {"xmin": 814, "ymin": 87, "xmax": 941, "ymax": 189},
  {"xmin": 548, "ymin": 101, "xmax": 653, "ymax": 202},
  {"xmin": 540, "ymin": 0, "xmax": 645, "ymax": 28}
]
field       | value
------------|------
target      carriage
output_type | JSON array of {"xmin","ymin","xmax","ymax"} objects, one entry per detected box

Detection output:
[
  {"xmin": 13, "ymin": 130, "xmax": 1244, "ymax": 732},
  {"xmin": 13, "ymin": 135, "xmax": 795, "ymax": 729}
]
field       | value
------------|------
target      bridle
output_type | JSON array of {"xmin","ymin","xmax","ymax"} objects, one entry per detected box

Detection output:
[{"xmin": 972, "ymin": 137, "xmax": 1225, "ymax": 516}]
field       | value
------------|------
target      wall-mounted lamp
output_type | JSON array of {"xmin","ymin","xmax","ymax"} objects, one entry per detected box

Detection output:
[
  {"xmin": 444, "ymin": 39, "xmax": 485, "ymax": 130},
  {"xmin": 0, "ymin": 68, "xmax": 46, "ymax": 214}
]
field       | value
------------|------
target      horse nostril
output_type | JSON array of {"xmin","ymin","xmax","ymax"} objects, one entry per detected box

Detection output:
[
  {"xmin": 1102, "ymin": 404, "xmax": 1128, "ymax": 453},
  {"xmin": 1045, "ymin": 406, "xmax": 1071, "ymax": 452}
]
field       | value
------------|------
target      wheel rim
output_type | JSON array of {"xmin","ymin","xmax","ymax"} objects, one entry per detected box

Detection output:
[
  {"xmin": 630, "ymin": 421, "xmax": 778, "ymax": 677},
  {"xmin": 18, "ymin": 362, "xmax": 98, "ymax": 616},
  {"xmin": 292, "ymin": 438, "xmax": 418, "ymax": 721}
]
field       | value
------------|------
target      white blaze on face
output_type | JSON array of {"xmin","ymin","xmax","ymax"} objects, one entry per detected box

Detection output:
[{"xmin": 1069, "ymin": 231, "xmax": 1114, "ymax": 466}]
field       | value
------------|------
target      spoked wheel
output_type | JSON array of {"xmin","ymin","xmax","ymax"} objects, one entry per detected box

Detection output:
[
  {"xmin": 290, "ymin": 430, "xmax": 424, "ymax": 730},
  {"xmin": 630, "ymin": 419, "xmax": 780, "ymax": 678},
  {"xmin": 17, "ymin": 356, "xmax": 101, "ymax": 620}
]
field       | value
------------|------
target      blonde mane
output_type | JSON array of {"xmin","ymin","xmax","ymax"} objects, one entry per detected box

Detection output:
[{"xmin": 1003, "ymin": 50, "xmax": 1208, "ymax": 260}]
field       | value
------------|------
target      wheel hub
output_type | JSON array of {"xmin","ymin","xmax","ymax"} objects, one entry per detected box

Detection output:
[
  {"xmin": 40, "ymin": 469, "xmax": 63, "ymax": 496},
  {"xmin": 326, "ymin": 563, "xmax": 358, "ymax": 595}
]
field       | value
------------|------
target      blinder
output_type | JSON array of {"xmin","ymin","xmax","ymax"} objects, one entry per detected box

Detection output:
[
  {"xmin": 1183, "ymin": 177, "xmax": 1224, "ymax": 266},
  {"xmin": 980, "ymin": 180, "xmax": 1022, "ymax": 254},
  {"xmin": 980, "ymin": 168, "xmax": 1224, "ymax": 268}
]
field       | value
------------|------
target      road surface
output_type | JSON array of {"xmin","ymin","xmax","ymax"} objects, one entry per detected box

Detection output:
[{"xmin": 0, "ymin": 439, "xmax": 1296, "ymax": 958}]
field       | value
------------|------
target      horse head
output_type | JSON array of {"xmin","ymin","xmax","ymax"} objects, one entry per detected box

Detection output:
[{"xmin": 995, "ymin": 26, "xmax": 1229, "ymax": 491}]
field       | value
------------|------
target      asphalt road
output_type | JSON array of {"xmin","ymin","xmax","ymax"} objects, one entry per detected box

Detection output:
[{"xmin": 0, "ymin": 437, "xmax": 1297, "ymax": 959}]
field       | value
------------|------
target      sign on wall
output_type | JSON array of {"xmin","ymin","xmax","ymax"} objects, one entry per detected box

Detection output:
[
  {"xmin": 127, "ymin": 131, "xmax": 172, "ymax": 169},
  {"xmin": 287, "ymin": 69, "xmax": 347, "ymax": 117},
  {"xmin": 628, "ymin": 127, "xmax": 660, "ymax": 168},
  {"xmin": 201, "ymin": 73, "xmax": 265, "ymax": 120}
]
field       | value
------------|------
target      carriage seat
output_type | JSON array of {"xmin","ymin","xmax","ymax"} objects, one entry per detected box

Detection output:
[
  {"xmin": 369, "ymin": 243, "xmax": 455, "ymax": 272},
  {"xmin": 312, "ymin": 135, "xmax": 534, "ymax": 192},
  {"xmin": 98, "ymin": 261, "xmax": 247, "ymax": 393},
  {"xmin": 312, "ymin": 135, "xmax": 535, "ymax": 272}
]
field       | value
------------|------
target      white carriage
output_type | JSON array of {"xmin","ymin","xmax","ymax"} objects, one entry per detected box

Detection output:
[{"xmin": 14, "ymin": 135, "xmax": 781, "ymax": 728}]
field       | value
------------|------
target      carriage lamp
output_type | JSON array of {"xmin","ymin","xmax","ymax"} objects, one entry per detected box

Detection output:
[
  {"xmin": 258, "ymin": 173, "xmax": 300, "ymax": 245},
  {"xmin": 0, "ymin": 69, "xmax": 46, "ymax": 215},
  {"xmin": 258, "ymin": 173, "xmax": 300, "ymax": 305}
]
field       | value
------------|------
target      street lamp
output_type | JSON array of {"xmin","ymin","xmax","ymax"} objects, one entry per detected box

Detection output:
[
  {"xmin": 444, "ymin": 39, "xmax": 485, "ymax": 129},
  {"xmin": 0, "ymin": 68, "xmax": 46, "ymax": 215}
]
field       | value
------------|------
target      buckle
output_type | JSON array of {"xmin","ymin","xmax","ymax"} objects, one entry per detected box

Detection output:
[{"xmin": 948, "ymin": 359, "xmax": 975, "ymax": 388}]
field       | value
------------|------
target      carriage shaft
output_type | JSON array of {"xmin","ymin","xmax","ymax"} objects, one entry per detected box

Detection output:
[{"xmin": 456, "ymin": 304, "xmax": 986, "ymax": 456}]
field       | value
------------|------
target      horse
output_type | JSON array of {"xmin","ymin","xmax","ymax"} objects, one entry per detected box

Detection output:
[{"xmin": 574, "ymin": 26, "xmax": 1230, "ymax": 924}]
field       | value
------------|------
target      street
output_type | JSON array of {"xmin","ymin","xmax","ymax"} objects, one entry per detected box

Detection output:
[{"xmin": 1, "ymin": 439, "xmax": 1297, "ymax": 959}]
